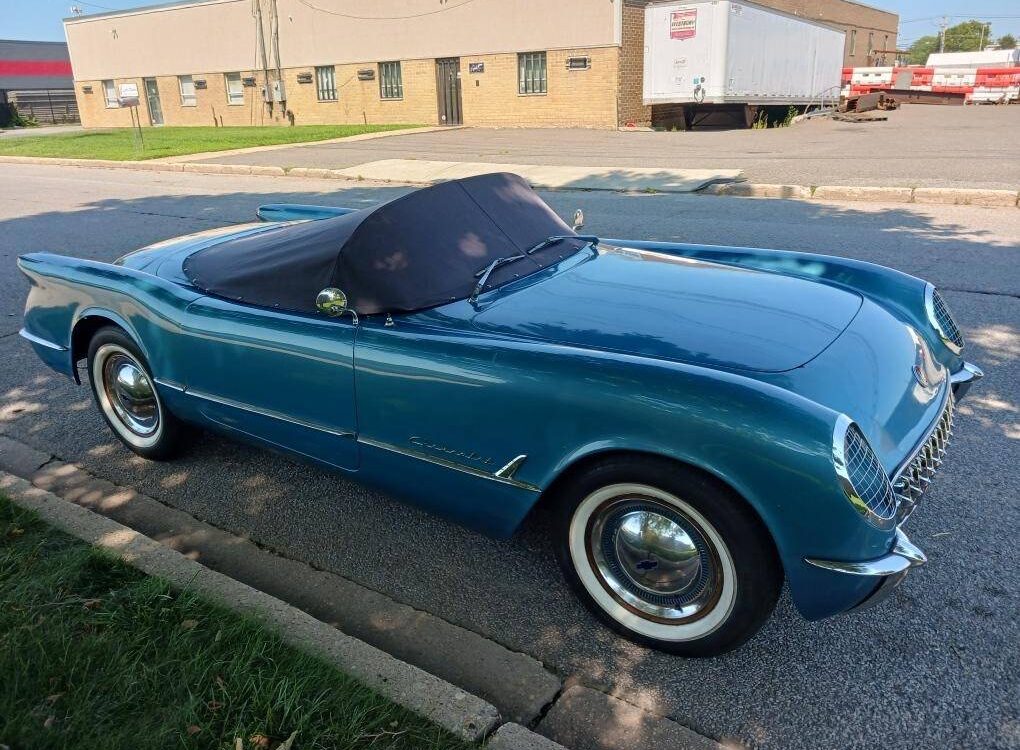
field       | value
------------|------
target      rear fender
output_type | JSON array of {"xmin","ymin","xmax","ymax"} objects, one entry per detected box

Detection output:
[
  {"xmin": 18, "ymin": 252, "xmax": 201, "ymax": 382},
  {"xmin": 256, "ymin": 204, "xmax": 356, "ymax": 222}
]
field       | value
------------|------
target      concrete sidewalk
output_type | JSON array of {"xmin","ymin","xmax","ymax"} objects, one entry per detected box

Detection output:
[{"xmin": 332, "ymin": 159, "xmax": 740, "ymax": 192}]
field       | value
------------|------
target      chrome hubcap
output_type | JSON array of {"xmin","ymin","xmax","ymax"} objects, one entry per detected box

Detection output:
[
  {"xmin": 102, "ymin": 353, "xmax": 159, "ymax": 436},
  {"xmin": 589, "ymin": 498, "xmax": 720, "ymax": 622}
]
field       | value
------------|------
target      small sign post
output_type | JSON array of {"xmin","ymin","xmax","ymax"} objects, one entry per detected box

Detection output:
[{"xmin": 117, "ymin": 82, "xmax": 144, "ymax": 153}]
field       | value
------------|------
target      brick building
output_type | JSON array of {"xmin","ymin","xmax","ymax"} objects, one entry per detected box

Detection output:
[{"xmin": 65, "ymin": 0, "xmax": 896, "ymax": 130}]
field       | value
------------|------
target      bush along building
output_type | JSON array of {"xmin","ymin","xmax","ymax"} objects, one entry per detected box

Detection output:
[{"xmin": 65, "ymin": 0, "xmax": 897, "ymax": 130}]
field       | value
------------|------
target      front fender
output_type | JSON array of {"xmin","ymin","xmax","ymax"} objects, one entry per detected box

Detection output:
[{"xmin": 355, "ymin": 319, "xmax": 893, "ymax": 619}]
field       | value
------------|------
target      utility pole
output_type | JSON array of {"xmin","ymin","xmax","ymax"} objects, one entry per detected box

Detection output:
[
  {"xmin": 977, "ymin": 22, "xmax": 988, "ymax": 51},
  {"xmin": 938, "ymin": 16, "xmax": 948, "ymax": 53}
]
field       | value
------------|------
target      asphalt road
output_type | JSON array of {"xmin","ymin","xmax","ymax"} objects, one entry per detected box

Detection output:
[
  {"xmin": 1, "ymin": 165, "xmax": 1018, "ymax": 750},
  {"xmin": 196, "ymin": 105, "xmax": 1020, "ymax": 190}
]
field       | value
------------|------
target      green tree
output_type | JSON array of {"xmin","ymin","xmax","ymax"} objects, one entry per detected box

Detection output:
[
  {"xmin": 907, "ymin": 21, "xmax": 998, "ymax": 64},
  {"xmin": 906, "ymin": 35, "xmax": 940, "ymax": 64},
  {"xmin": 940, "ymin": 20, "xmax": 993, "ymax": 53},
  {"xmin": 998, "ymin": 33, "xmax": 1017, "ymax": 50}
]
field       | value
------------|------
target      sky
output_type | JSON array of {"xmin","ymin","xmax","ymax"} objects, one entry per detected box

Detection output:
[{"xmin": 2, "ymin": 0, "xmax": 1019, "ymax": 46}]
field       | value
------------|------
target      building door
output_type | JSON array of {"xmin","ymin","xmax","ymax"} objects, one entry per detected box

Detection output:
[
  {"xmin": 144, "ymin": 78, "xmax": 163, "ymax": 126},
  {"xmin": 435, "ymin": 58, "xmax": 462, "ymax": 125}
]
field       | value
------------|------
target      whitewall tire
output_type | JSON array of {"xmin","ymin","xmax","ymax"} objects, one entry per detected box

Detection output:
[
  {"xmin": 86, "ymin": 327, "xmax": 187, "ymax": 460},
  {"xmin": 554, "ymin": 457, "xmax": 782, "ymax": 656}
]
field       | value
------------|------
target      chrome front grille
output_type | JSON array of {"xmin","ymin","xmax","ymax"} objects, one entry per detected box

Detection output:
[
  {"xmin": 931, "ymin": 289, "xmax": 964, "ymax": 350},
  {"xmin": 892, "ymin": 391, "xmax": 955, "ymax": 520},
  {"xmin": 844, "ymin": 423, "xmax": 898, "ymax": 521}
]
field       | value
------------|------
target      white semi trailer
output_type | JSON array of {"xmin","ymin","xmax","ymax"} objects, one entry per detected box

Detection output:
[{"xmin": 642, "ymin": 0, "xmax": 845, "ymax": 128}]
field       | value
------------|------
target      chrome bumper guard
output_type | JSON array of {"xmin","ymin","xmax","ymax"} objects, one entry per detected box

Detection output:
[
  {"xmin": 805, "ymin": 529, "xmax": 928, "ymax": 611},
  {"xmin": 950, "ymin": 361, "xmax": 983, "ymax": 401}
]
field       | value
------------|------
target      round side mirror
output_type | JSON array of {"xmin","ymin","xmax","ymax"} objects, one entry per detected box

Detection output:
[
  {"xmin": 572, "ymin": 209, "xmax": 585, "ymax": 231},
  {"xmin": 316, "ymin": 288, "xmax": 348, "ymax": 317}
]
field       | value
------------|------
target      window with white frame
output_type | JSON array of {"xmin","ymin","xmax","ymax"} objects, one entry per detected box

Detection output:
[
  {"xmin": 315, "ymin": 66, "xmax": 337, "ymax": 101},
  {"xmin": 518, "ymin": 52, "xmax": 547, "ymax": 95},
  {"xmin": 379, "ymin": 61, "xmax": 403, "ymax": 99},
  {"xmin": 225, "ymin": 72, "xmax": 244, "ymax": 105},
  {"xmin": 102, "ymin": 79, "xmax": 117, "ymax": 108},
  {"xmin": 850, "ymin": 29, "xmax": 857, "ymax": 55},
  {"xmin": 179, "ymin": 75, "xmax": 197, "ymax": 106}
]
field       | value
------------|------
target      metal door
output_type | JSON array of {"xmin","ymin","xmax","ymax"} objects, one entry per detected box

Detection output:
[
  {"xmin": 435, "ymin": 58, "xmax": 462, "ymax": 125},
  {"xmin": 144, "ymin": 78, "xmax": 163, "ymax": 126}
]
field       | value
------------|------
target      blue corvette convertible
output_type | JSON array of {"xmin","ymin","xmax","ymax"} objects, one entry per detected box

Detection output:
[{"xmin": 18, "ymin": 173, "xmax": 981, "ymax": 656}]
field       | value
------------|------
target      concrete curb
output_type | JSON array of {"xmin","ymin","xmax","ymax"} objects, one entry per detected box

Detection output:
[
  {"xmin": 0, "ymin": 440, "xmax": 561, "ymax": 726},
  {"xmin": 1, "ymin": 155, "xmax": 1018, "ymax": 205},
  {"xmin": 487, "ymin": 723, "xmax": 571, "ymax": 750},
  {"xmin": 0, "ymin": 431, "xmax": 729, "ymax": 750},
  {"xmin": 538, "ymin": 686, "xmax": 723, "ymax": 750},
  {"xmin": 0, "ymin": 470, "xmax": 501, "ymax": 743}
]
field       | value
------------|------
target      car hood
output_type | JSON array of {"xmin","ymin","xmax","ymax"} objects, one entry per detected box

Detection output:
[{"xmin": 470, "ymin": 246, "xmax": 863, "ymax": 373}]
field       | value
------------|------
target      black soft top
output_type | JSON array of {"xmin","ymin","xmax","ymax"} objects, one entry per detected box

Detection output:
[{"xmin": 183, "ymin": 173, "xmax": 584, "ymax": 316}]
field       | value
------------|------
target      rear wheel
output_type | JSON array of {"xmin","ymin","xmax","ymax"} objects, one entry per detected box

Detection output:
[
  {"xmin": 554, "ymin": 457, "xmax": 782, "ymax": 656},
  {"xmin": 86, "ymin": 327, "xmax": 186, "ymax": 460}
]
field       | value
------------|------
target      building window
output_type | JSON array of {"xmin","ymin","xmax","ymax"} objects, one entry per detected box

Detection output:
[
  {"xmin": 518, "ymin": 51, "xmax": 547, "ymax": 95},
  {"xmin": 225, "ymin": 72, "xmax": 244, "ymax": 105},
  {"xmin": 102, "ymin": 79, "xmax": 117, "ymax": 108},
  {"xmin": 179, "ymin": 75, "xmax": 197, "ymax": 106},
  {"xmin": 316, "ymin": 66, "xmax": 337, "ymax": 101},
  {"xmin": 868, "ymin": 32, "xmax": 874, "ymax": 55},
  {"xmin": 379, "ymin": 61, "xmax": 403, "ymax": 99},
  {"xmin": 849, "ymin": 29, "xmax": 857, "ymax": 56}
]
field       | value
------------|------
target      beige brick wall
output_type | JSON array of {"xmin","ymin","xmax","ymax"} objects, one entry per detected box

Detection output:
[
  {"xmin": 282, "ymin": 60, "xmax": 437, "ymax": 127},
  {"xmin": 460, "ymin": 48, "xmax": 618, "ymax": 128},
  {"xmin": 618, "ymin": 3, "xmax": 651, "ymax": 127},
  {"xmin": 76, "ymin": 72, "xmax": 286, "ymax": 128},
  {"xmin": 76, "ymin": 47, "xmax": 621, "ymax": 130}
]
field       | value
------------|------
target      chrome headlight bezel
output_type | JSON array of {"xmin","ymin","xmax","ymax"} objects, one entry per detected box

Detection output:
[
  {"xmin": 924, "ymin": 283, "xmax": 964, "ymax": 354},
  {"xmin": 832, "ymin": 415, "xmax": 898, "ymax": 530}
]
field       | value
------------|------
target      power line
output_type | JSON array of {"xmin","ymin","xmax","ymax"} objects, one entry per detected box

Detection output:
[{"xmin": 291, "ymin": 0, "xmax": 480, "ymax": 20}]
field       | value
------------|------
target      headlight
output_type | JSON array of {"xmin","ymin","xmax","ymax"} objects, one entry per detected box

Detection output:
[
  {"xmin": 925, "ymin": 284, "xmax": 964, "ymax": 354},
  {"xmin": 832, "ymin": 415, "xmax": 897, "ymax": 529}
]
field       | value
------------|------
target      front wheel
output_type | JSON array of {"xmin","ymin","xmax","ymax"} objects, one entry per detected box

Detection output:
[
  {"xmin": 554, "ymin": 458, "xmax": 782, "ymax": 657},
  {"xmin": 86, "ymin": 327, "xmax": 187, "ymax": 460}
]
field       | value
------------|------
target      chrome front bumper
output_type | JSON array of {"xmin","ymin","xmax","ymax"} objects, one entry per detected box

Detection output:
[
  {"xmin": 803, "ymin": 361, "xmax": 981, "ymax": 614},
  {"xmin": 805, "ymin": 529, "xmax": 928, "ymax": 611}
]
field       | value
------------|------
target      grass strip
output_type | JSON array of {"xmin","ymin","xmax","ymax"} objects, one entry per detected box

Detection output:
[
  {"xmin": 0, "ymin": 494, "xmax": 474, "ymax": 750},
  {"xmin": 0, "ymin": 124, "xmax": 420, "ymax": 161}
]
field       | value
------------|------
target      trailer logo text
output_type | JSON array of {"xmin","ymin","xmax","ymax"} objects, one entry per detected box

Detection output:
[{"xmin": 670, "ymin": 9, "xmax": 697, "ymax": 40}]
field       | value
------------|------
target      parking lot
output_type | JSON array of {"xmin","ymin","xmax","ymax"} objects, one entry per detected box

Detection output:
[
  {"xmin": 1, "ymin": 164, "xmax": 1018, "ymax": 749},
  {"xmin": 196, "ymin": 105, "xmax": 1020, "ymax": 190}
]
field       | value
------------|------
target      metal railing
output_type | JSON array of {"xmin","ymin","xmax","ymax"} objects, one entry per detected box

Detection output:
[{"xmin": 8, "ymin": 89, "xmax": 80, "ymax": 125}]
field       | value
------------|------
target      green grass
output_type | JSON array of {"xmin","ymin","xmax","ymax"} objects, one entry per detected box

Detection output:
[
  {"xmin": 0, "ymin": 124, "xmax": 420, "ymax": 161},
  {"xmin": 0, "ymin": 495, "xmax": 474, "ymax": 750}
]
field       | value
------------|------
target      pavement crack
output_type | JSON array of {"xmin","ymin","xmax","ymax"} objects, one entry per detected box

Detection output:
[
  {"xmin": 939, "ymin": 286, "xmax": 1020, "ymax": 300},
  {"xmin": 0, "ymin": 330, "xmax": 20, "ymax": 341},
  {"xmin": 34, "ymin": 455, "xmax": 59, "ymax": 472}
]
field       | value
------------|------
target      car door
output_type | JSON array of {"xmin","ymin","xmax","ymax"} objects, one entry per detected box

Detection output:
[{"xmin": 175, "ymin": 296, "xmax": 358, "ymax": 470}]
